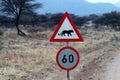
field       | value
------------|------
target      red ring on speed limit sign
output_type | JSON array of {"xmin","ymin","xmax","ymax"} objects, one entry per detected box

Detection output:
[{"xmin": 56, "ymin": 46, "xmax": 80, "ymax": 71}]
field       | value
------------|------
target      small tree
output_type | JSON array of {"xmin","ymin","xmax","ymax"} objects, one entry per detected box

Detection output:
[
  {"xmin": 20, "ymin": 14, "xmax": 35, "ymax": 26},
  {"xmin": 0, "ymin": 0, "xmax": 42, "ymax": 36}
]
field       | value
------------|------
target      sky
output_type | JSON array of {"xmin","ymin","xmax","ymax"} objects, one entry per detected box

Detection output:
[{"xmin": 86, "ymin": 0, "xmax": 120, "ymax": 4}]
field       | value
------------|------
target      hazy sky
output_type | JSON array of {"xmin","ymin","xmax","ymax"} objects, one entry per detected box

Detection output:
[{"xmin": 86, "ymin": 0, "xmax": 120, "ymax": 4}]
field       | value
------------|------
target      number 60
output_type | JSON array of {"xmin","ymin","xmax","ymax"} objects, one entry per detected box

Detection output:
[{"xmin": 62, "ymin": 54, "xmax": 74, "ymax": 63}]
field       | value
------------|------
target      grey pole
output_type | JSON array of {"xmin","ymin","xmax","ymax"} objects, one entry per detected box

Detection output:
[
  {"xmin": 66, "ymin": 42, "xmax": 70, "ymax": 80},
  {"xmin": 67, "ymin": 70, "xmax": 70, "ymax": 80}
]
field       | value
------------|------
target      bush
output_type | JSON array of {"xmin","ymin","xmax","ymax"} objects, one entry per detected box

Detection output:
[
  {"xmin": 0, "ymin": 39, "xmax": 3, "ymax": 51},
  {"xmin": 0, "ymin": 28, "xmax": 3, "ymax": 35},
  {"xmin": 110, "ymin": 34, "xmax": 119, "ymax": 41},
  {"xmin": 93, "ymin": 11, "xmax": 120, "ymax": 31}
]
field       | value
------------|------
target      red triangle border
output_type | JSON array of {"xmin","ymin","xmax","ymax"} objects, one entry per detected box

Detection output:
[{"xmin": 50, "ymin": 12, "xmax": 84, "ymax": 42}]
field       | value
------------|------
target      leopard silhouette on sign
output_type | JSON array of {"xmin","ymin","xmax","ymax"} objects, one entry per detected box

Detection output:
[{"xmin": 58, "ymin": 30, "xmax": 74, "ymax": 36}]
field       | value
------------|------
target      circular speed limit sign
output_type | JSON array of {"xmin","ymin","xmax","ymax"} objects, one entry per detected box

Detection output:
[{"xmin": 56, "ymin": 46, "xmax": 80, "ymax": 70}]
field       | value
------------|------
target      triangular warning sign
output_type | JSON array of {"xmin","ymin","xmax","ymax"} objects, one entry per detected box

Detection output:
[{"xmin": 50, "ymin": 12, "xmax": 83, "ymax": 42}]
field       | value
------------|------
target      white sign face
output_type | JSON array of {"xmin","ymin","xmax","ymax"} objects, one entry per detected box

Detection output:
[
  {"xmin": 56, "ymin": 47, "xmax": 80, "ymax": 70},
  {"xmin": 50, "ymin": 12, "xmax": 83, "ymax": 42},
  {"xmin": 58, "ymin": 49, "xmax": 78, "ymax": 68},
  {"xmin": 55, "ymin": 18, "xmax": 79, "ymax": 39}
]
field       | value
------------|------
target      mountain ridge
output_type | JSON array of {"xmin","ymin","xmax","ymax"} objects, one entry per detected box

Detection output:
[{"xmin": 37, "ymin": 0, "xmax": 120, "ymax": 15}]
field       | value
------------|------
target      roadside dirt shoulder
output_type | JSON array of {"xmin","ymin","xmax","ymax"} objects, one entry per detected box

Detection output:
[{"xmin": 74, "ymin": 44, "xmax": 120, "ymax": 80}]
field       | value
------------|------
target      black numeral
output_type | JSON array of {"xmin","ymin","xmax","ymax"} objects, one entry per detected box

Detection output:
[
  {"xmin": 62, "ymin": 54, "xmax": 74, "ymax": 63},
  {"xmin": 69, "ymin": 55, "xmax": 74, "ymax": 63}
]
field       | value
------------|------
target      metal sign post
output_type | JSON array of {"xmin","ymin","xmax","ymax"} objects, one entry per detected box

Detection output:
[
  {"xmin": 56, "ymin": 46, "xmax": 80, "ymax": 80},
  {"xmin": 50, "ymin": 12, "xmax": 83, "ymax": 80},
  {"xmin": 66, "ymin": 42, "xmax": 70, "ymax": 80},
  {"xmin": 67, "ymin": 70, "xmax": 70, "ymax": 80}
]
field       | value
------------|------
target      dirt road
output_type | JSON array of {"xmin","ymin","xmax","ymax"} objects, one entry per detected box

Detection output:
[
  {"xmin": 75, "ymin": 46, "xmax": 120, "ymax": 80},
  {"xmin": 104, "ymin": 51, "xmax": 120, "ymax": 80}
]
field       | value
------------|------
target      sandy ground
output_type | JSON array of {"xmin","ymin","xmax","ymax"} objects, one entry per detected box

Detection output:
[
  {"xmin": 74, "ymin": 44, "xmax": 120, "ymax": 80},
  {"xmin": 1, "ymin": 29, "xmax": 120, "ymax": 80},
  {"xmin": 104, "ymin": 50, "xmax": 120, "ymax": 80}
]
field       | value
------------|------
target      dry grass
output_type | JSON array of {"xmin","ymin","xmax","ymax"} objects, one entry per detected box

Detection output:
[{"xmin": 0, "ymin": 28, "xmax": 120, "ymax": 80}]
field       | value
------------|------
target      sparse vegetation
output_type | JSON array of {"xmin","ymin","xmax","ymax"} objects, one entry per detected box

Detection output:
[
  {"xmin": 0, "ymin": 45, "xmax": 3, "ymax": 51},
  {"xmin": 0, "ymin": 39, "xmax": 3, "ymax": 51},
  {"xmin": 0, "ymin": 1, "xmax": 120, "ymax": 80},
  {"xmin": 93, "ymin": 11, "xmax": 120, "ymax": 31},
  {"xmin": 0, "ymin": 28, "xmax": 3, "ymax": 35},
  {"xmin": 0, "ymin": 28, "xmax": 3, "ymax": 51},
  {"xmin": 110, "ymin": 34, "xmax": 120, "ymax": 41},
  {"xmin": 0, "ymin": 28, "xmax": 119, "ymax": 80},
  {"xmin": 0, "ymin": 0, "xmax": 42, "ymax": 36},
  {"xmin": 1, "ymin": 11, "xmax": 120, "ymax": 32}
]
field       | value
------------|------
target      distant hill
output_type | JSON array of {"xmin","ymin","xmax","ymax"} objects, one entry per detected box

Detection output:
[{"xmin": 37, "ymin": 0, "xmax": 120, "ymax": 15}]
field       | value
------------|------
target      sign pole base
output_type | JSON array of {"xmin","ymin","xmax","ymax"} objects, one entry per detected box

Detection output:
[{"xmin": 67, "ymin": 70, "xmax": 70, "ymax": 80}]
